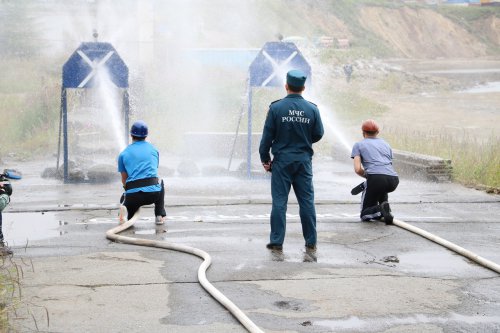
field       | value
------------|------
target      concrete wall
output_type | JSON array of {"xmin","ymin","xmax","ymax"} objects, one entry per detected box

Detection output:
[
  {"xmin": 181, "ymin": 133, "xmax": 454, "ymax": 183},
  {"xmin": 393, "ymin": 149, "xmax": 453, "ymax": 182}
]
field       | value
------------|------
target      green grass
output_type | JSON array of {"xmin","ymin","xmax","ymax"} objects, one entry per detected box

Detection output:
[
  {"xmin": 0, "ymin": 257, "xmax": 46, "ymax": 332},
  {"xmin": 385, "ymin": 129, "xmax": 500, "ymax": 188},
  {"xmin": 318, "ymin": 47, "xmax": 386, "ymax": 65},
  {"xmin": 377, "ymin": 73, "xmax": 404, "ymax": 93},
  {"xmin": 322, "ymin": 88, "xmax": 389, "ymax": 122},
  {"xmin": 0, "ymin": 89, "xmax": 59, "ymax": 157},
  {"xmin": 0, "ymin": 57, "xmax": 60, "ymax": 157},
  {"xmin": 437, "ymin": 4, "xmax": 500, "ymax": 22},
  {"xmin": 0, "ymin": 258, "xmax": 21, "ymax": 332}
]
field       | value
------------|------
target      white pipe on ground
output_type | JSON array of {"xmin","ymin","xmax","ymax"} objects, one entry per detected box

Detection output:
[
  {"xmin": 393, "ymin": 218, "xmax": 500, "ymax": 274},
  {"xmin": 106, "ymin": 209, "xmax": 265, "ymax": 333}
]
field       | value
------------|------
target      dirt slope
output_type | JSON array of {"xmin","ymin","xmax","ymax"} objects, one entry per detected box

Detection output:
[
  {"xmin": 189, "ymin": 2, "xmax": 497, "ymax": 58},
  {"xmin": 359, "ymin": 7, "xmax": 488, "ymax": 58},
  {"xmin": 474, "ymin": 15, "xmax": 500, "ymax": 46}
]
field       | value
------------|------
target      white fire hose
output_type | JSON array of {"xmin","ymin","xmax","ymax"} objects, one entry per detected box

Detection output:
[
  {"xmin": 393, "ymin": 219, "xmax": 500, "ymax": 274},
  {"xmin": 106, "ymin": 209, "xmax": 264, "ymax": 333},
  {"xmin": 105, "ymin": 208, "xmax": 498, "ymax": 332}
]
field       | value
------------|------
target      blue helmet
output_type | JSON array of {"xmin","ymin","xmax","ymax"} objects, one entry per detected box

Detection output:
[{"xmin": 130, "ymin": 120, "xmax": 148, "ymax": 138}]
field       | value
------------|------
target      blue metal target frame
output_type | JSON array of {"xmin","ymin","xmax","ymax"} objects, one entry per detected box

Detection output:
[
  {"xmin": 59, "ymin": 42, "xmax": 129, "ymax": 183},
  {"xmin": 246, "ymin": 41, "xmax": 311, "ymax": 177}
]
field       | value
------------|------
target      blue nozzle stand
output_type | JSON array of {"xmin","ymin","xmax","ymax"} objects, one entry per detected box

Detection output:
[{"xmin": 59, "ymin": 42, "xmax": 129, "ymax": 183}]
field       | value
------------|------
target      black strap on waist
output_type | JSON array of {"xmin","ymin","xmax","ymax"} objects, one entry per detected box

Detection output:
[{"xmin": 125, "ymin": 177, "xmax": 159, "ymax": 191}]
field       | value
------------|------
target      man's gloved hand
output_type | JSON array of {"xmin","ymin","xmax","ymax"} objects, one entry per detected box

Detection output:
[
  {"xmin": 262, "ymin": 161, "xmax": 272, "ymax": 172},
  {"xmin": 0, "ymin": 183, "xmax": 12, "ymax": 196}
]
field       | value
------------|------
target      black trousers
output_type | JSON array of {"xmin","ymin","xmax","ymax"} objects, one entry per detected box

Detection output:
[
  {"xmin": 120, "ymin": 180, "xmax": 166, "ymax": 220},
  {"xmin": 360, "ymin": 174, "xmax": 399, "ymax": 221},
  {"xmin": 0, "ymin": 212, "xmax": 3, "ymax": 240}
]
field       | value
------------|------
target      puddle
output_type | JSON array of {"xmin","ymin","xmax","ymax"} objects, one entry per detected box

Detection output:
[
  {"xmin": 397, "ymin": 251, "xmax": 473, "ymax": 274},
  {"xmin": 81, "ymin": 217, "xmax": 167, "ymax": 235},
  {"xmin": 2, "ymin": 212, "xmax": 64, "ymax": 246},
  {"xmin": 84, "ymin": 216, "xmax": 153, "ymax": 224},
  {"xmin": 134, "ymin": 229, "xmax": 157, "ymax": 235},
  {"xmin": 460, "ymin": 81, "xmax": 500, "ymax": 93},
  {"xmin": 134, "ymin": 227, "xmax": 167, "ymax": 235},
  {"xmin": 315, "ymin": 313, "xmax": 500, "ymax": 331}
]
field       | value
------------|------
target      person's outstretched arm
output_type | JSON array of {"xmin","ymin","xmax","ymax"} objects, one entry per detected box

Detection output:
[{"xmin": 353, "ymin": 156, "xmax": 366, "ymax": 178}]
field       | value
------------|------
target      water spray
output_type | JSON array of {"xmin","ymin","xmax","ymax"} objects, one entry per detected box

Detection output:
[
  {"xmin": 95, "ymin": 68, "xmax": 127, "ymax": 152},
  {"xmin": 306, "ymin": 98, "xmax": 353, "ymax": 152},
  {"xmin": 301, "ymin": 51, "xmax": 354, "ymax": 153}
]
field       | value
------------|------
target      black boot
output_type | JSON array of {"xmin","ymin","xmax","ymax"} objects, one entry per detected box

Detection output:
[{"xmin": 380, "ymin": 201, "xmax": 394, "ymax": 225}]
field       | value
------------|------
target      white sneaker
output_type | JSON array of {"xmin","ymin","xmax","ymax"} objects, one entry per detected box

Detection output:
[
  {"xmin": 119, "ymin": 206, "xmax": 128, "ymax": 224},
  {"xmin": 155, "ymin": 215, "xmax": 165, "ymax": 225}
]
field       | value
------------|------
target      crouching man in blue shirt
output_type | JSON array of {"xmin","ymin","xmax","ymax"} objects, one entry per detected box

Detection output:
[
  {"xmin": 118, "ymin": 120, "xmax": 166, "ymax": 225},
  {"xmin": 259, "ymin": 69, "xmax": 324, "ymax": 252}
]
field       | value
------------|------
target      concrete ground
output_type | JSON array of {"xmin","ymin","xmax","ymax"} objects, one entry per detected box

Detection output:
[{"xmin": 2, "ymin": 156, "xmax": 499, "ymax": 333}]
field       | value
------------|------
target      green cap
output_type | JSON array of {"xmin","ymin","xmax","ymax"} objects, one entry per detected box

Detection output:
[{"xmin": 286, "ymin": 69, "xmax": 307, "ymax": 87}]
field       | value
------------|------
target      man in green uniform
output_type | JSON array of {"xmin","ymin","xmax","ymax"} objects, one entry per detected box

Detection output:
[
  {"xmin": 259, "ymin": 69, "xmax": 324, "ymax": 251},
  {"xmin": 0, "ymin": 181, "xmax": 13, "ymax": 255}
]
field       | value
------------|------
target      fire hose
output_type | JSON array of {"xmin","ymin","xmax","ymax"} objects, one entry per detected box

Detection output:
[
  {"xmin": 106, "ymin": 208, "xmax": 265, "ymax": 333},
  {"xmin": 393, "ymin": 218, "xmax": 500, "ymax": 274},
  {"xmin": 351, "ymin": 182, "xmax": 499, "ymax": 274}
]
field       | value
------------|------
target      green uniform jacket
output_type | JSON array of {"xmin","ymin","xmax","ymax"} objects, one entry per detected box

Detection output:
[{"xmin": 259, "ymin": 94, "xmax": 324, "ymax": 163}]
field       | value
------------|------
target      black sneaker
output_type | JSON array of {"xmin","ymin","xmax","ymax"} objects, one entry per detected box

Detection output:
[
  {"xmin": 380, "ymin": 201, "xmax": 394, "ymax": 225},
  {"xmin": 266, "ymin": 243, "xmax": 283, "ymax": 251},
  {"xmin": 351, "ymin": 182, "xmax": 365, "ymax": 195}
]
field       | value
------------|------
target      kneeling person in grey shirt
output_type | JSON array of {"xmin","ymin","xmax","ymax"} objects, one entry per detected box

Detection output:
[{"xmin": 351, "ymin": 119, "xmax": 399, "ymax": 224}]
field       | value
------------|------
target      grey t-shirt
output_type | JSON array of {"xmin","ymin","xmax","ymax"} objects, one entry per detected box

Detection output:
[{"xmin": 351, "ymin": 137, "xmax": 398, "ymax": 176}]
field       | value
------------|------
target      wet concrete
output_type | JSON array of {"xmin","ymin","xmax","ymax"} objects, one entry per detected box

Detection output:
[{"xmin": 2, "ymin": 156, "xmax": 499, "ymax": 332}]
